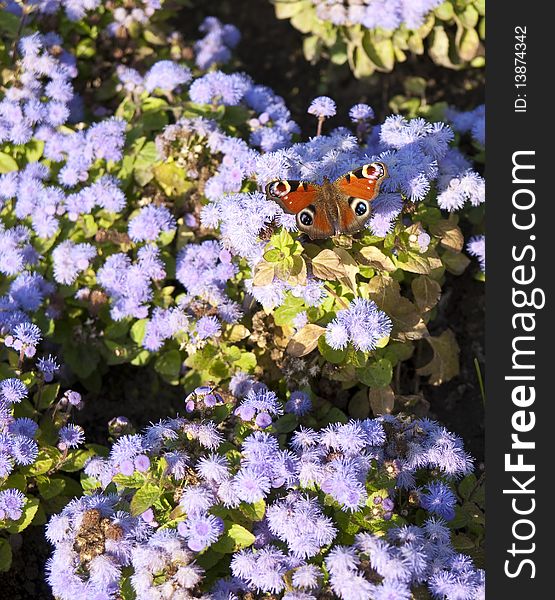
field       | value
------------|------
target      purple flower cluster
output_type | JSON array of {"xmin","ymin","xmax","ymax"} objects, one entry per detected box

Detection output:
[
  {"xmin": 0, "ymin": 223, "xmax": 38, "ymax": 276},
  {"xmin": 158, "ymin": 240, "xmax": 244, "ymax": 349},
  {"xmin": 194, "ymin": 16, "xmax": 241, "ymax": 70},
  {"xmin": 117, "ymin": 61, "xmax": 191, "ymax": 95},
  {"xmin": 0, "ymin": 488, "xmax": 26, "ymax": 521},
  {"xmin": 0, "ymin": 374, "xmax": 39, "ymax": 477},
  {"xmin": 45, "ymin": 494, "xmax": 158, "ymax": 599},
  {"xmin": 128, "ymin": 205, "xmax": 176, "ymax": 243},
  {"xmin": 446, "ymin": 104, "xmax": 485, "ymax": 147},
  {"xmin": 0, "ymin": 33, "xmax": 77, "ymax": 146},
  {"xmin": 325, "ymin": 298, "xmax": 393, "ymax": 352},
  {"xmin": 326, "ymin": 519, "xmax": 484, "ymax": 600},
  {"xmin": 143, "ymin": 306, "xmax": 189, "ymax": 351},
  {"xmin": 52, "ymin": 240, "xmax": 96, "ymax": 285},
  {"xmin": 312, "ymin": 0, "xmax": 442, "ymax": 30},
  {"xmin": 97, "ymin": 245, "xmax": 166, "ymax": 320},
  {"xmin": 235, "ymin": 386, "xmax": 284, "ymax": 428},
  {"xmin": 44, "ymin": 383, "xmax": 481, "ymax": 599}
]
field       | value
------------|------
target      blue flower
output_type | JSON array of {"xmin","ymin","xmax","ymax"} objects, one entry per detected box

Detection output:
[
  {"xmin": 307, "ymin": 96, "xmax": 337, "ymax": 118},
  {"xmin": 419, "ymin": 481, "xmax": 457, "ymax": 520},
  {"xmin": 349, "ymin": 103, "xmax": 374, "ymax": 122},
  {"xmin": 0, "ymin": 488, "xmax": 26, "ymax": 521},
  {"xmin": 128, "ymin": 205, "xmax": 176, "ymax": 243},
  {"xmin": 37, "ymin": 354, "xmax": 60, "ymax": 382},
  {"xmin": 144, "ymin": 60, "xmax": 191, "ymax": 94},
  {"xmin": 179, "ymin": 512, "xmax": 224, "ymax": 551},
  {"xmin": 0, "ymin": 378, "xmax": 28, "ymax": 404},
  {"xmin": 285, "ymin": 391, "xmax": 312, "ymax": 416},
  {"xmin": 325, "ymin": 298, "xmax": 392, "ymax": 352}
]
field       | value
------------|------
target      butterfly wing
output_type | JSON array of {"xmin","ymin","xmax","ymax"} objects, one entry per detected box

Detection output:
[
  {"xmin": 334, "ymin": 162, "xmax": 388, "ymax": 234},
  {"xmin": 265, "ymin": 179, "xmax": 334, "ymax": 239}
]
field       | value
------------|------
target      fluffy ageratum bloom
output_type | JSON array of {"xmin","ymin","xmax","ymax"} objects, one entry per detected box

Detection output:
[
  {"xmin": 312, "ymin": 0, "xmax": 442, "ymax": 32},
  {"xmin": 266, "ymin": 493, "xmax": 337, "ymax": 558},
  {"xmin": 58, "ymin": 424, "xmax": 85, "ymax": 450},
  {"xmin": 419, "ymin": 482, "xmax": 457, "ymax": 521},
  {"xmin": 37, "ymin": 354, "xmax": 60, "ymax": 382},
  {"xmin": 52, "ymin": 240, "xmax": 96, "ymax": 285},
  {"xmin": 232, "ymin": 467, "xmax": 272, "ymax": 503},
  {"xmin": 97, "ymin": 247, "xmax": 166, "ymax": 320},
  {"xmin": 349, "ymin": 103, "xmax": 374, "ymax": 122},
  {"xmin": 325, "ymin": 298, "xmax": 392, "ymax": 352},
  {"xmin": 4, "ymin": 321, "xmax": 42, "ymax": 357},
  {"xmin": 0, "ymin": 488, "xmax": 26, "ymax": 521},
  {"xmin": 235, "ymin": 386, "xmax": 284, "ymax": 428},
  {"xmin": 143, "ymin": 60, "xmax": 192, "ymax": 93},
  {"xmin": 0, "ymin": 378, "xmax": 28, "ymax": 404},
  {"xmin": 437, "ymin": 170, "xmax": 485, "ymax": 211},
  {"xmin": 307, "ymin": 96, "xmax": 336, "ymax": 118},
  {"xmin": 0, "ymin": 33, "xmax": 76, "ymax": 145},
  {"xmin": 195, "ymin": 16, "xmax": 241, "ymax": 70},
  {"xmin": 130, "ymin": 530, "xmax": 205, "ymax": 597},
  {"xmin": 285, "ymin": 391, "xmax": 312, "ymax": 416},
  {"xmin": 128, "ymin": 205, "xmax": 176, "ymax": 242},
  {"xmin": 178, "ymin": 512, "xmax": 224, "ymax": 551},
  {"xmin": 467, "ymin": 235, "xmax": 485, "ymax": 272},
  {"xmin": 230, "ymin": 545, "xmax": 299, "ymax": 593},
  {"xmin": 45, "ymin": 495, "xmax": 147, "ymax": 599},
  {"xmin": 189, "ymin": 71, "xmax": 252, "ymax": 106},
  {"xmin": 446, "ymin": 104, "xmax": 485, "ymax": 147},
  {"xmin": 143, "ymin": 306, "xmax": 189, "ymax": 351}
]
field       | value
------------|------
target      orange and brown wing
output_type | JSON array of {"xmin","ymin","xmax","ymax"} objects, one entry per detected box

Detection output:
[
  {"xmin": 265, "ymin": 179, "xmax": 319, "ymax": 214},
  {"xmin": 335, "ymin": 162, "xmax": 388, "ymax": 201},
  {"xmin": 333, "ymin": 162, "xmax": 389, "ymax": 235}
]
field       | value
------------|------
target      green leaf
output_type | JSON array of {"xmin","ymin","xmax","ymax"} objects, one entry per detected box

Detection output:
[
  {"xmin": 411, "ymin": 276, "xmax": 441, "ymax": 312},
  {"xmin": 61, "ymin": 448, "xmax": 96, "ymax": 472},
  {"xmin": 0, "ymin": 151, "xmax": 18, "ymax": 174},
  {"xmin": 443, "ymin": 249, "xmax": 471, "ymax": 275},
  {"xmin": 272, "ymin": 413, "xmax": 298, "ymax": 434},
  {"xmin": 21, "ymin": 447, "xmax": 60, "ymax": 476},
  {"xmin": 36, "ymin": 382, "xmax": 60, "ymax": 410},
  {"xmin": 368, "ymin": 386, "xmax": 395, "ymax": 415},
  {"xmin": 130, "ymin": 483, "xmax": 161, "ymax": 516},
  {"xmin": 130, "ymin": 319, "xmax": 148, "ymax": 344},
  {"xmin": 154, "ymin": 349, "xmax": 182, "ymax": 383},
  {"xmin": 153, "ymin": 163, "xmax": 189, "ymax": 196},
  {"xmin": 211, "ymin": 523, "xmax": 256, "ymax": 554},
  {"xmin": 239, "ymin": 499, "xmax": 266, "ymax": 521},
  {"xmin": 459, "ymin": 474, "xmax": 478, "ymax": 500},
  {"xmin": 362, "ymin": 33, "xmax": 395, "ymax": 71},
  {"xmin": 395, "ymin": 250, "xmax": 442, "ymax": 274},
  {"xmin": 356, "ymin": 358, "xmax": 393, "ymax": 388},
  {"xmin": 458, "ymin": 27, "xmax": 480, "ymax": 62},
  {"xmin": 273, "ymin": 295, "xmax": 305, "ymax": 326},
  {"xmin": 64, "ymin": 342, "xmax": 100, "ymax": 379},
  {"xmin": 435, "ymin": 1, "xmax": 455, "ymax": 20},
  {"xmin": 0, "ymin": 539, "xmax": 12, "ymax": 573},
  {"xmin": 37, "ymin": 475, "xmax": 66, "ymax": 500},
  {"xmin": 318, "ymin": 336, "xmax": 347, "ymax": 364},
  {"xmin": 25, "ymin": 140, "xmax": 44, "ymax": 162}
]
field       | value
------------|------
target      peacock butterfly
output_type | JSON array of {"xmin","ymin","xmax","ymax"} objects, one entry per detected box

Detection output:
[{"xmin": 265, "ymin": 162, "xmax": 388, "ymax": 240}]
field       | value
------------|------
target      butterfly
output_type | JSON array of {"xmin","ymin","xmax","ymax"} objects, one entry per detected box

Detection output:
[{"xmin": 265, "ymin": 162, "xmax": 388, "ymax": 240}]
